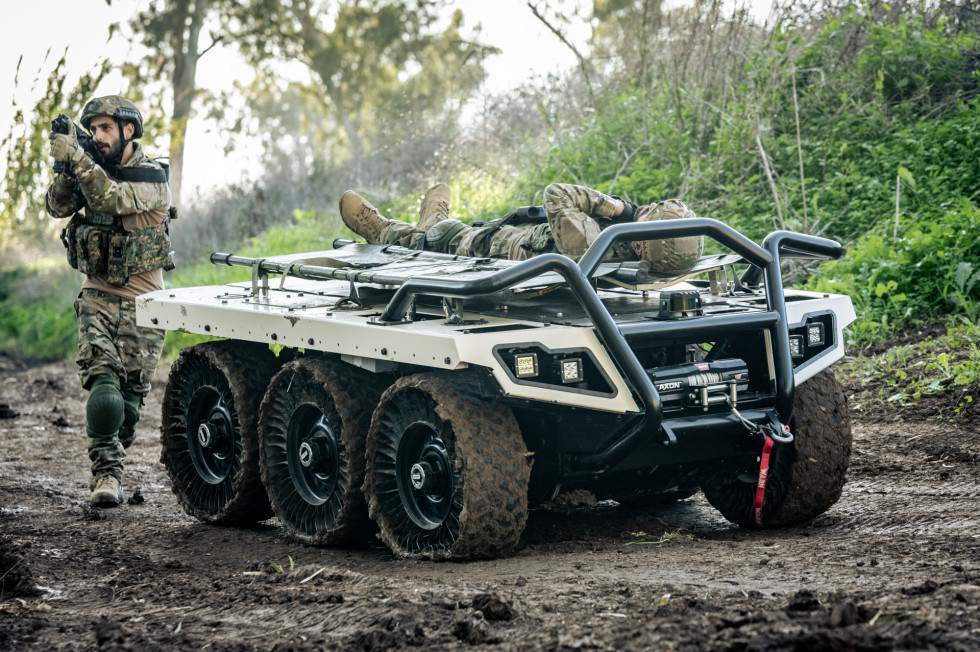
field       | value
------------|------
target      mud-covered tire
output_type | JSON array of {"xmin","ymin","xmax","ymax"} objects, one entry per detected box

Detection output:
[
  {"xmin": 161, "ymin": 341, "xmax": 278, "ymax": 523},
  {"xmin": 363, "ymin": 372, "xmax": 530, "ymax": 560},
  {"xmin": 704, "ymin": 369, "xmax": 852, "ymax": 528},
  {"xmin": 258, "ymin": 358, "xmax": 382, "ymax": 545}
]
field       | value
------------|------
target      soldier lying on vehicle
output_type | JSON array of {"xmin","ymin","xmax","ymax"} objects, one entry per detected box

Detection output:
[{"xmin": 339, "ymin": 183, "xmax": 704, "ymax": 275}]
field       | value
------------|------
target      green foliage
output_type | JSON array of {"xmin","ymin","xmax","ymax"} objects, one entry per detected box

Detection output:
[
  {"xmin": 842, "ymin": 322, "xmax": 980, "ymax": 419},
  {"xmin": 807, "ymin": 198, "xmax": 980, "ymax": 346},
  {"xmin": 1, "ymin": 55, "xmax": 110, "ymax": 252},
  {"xmin": 944, "ymin": 262, "xmax": 980, "ymax": 324},
  {"xmin": 0, "ymin": 260, "xmax": 79, "ymax": 360},
  {"xmin": 513, "ymin": 84, "xmax": 696, "ymax": 207},
  {"xmin": 518, "ymin": 6, "xmax": 980, "ymax": 345}
]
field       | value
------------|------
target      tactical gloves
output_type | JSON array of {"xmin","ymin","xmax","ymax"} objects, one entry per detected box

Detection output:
[
  {"xmin": 611, "ymin": 196, "xmax": 637, "ymax": 223},
  {"xmin": 49, "ymin": 120, "xmax": 88, "ymax": 169}
]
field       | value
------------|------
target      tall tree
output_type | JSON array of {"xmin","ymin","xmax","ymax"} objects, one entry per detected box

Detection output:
[
  {"xmin": 124, "ymin": 0, "xmax": 224, "ymax": 206},
  {"xmin": 231, "ymin": 0, "xmax": 492, "ymax": 185}
]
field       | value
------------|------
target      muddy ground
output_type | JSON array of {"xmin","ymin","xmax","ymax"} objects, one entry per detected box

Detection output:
[{"xmin": 1, "ymin": 349, "xmax": 978, "ymax": 651}]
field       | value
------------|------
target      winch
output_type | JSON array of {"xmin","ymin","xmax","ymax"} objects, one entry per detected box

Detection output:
[{"xmin": 646, "ymin": 359, "xmax": 749, "ymax": 410}]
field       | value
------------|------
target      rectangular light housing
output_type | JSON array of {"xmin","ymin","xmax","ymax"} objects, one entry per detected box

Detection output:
[
  {"xmin": 514, "ymin": 353, "xmax": 539, "ymax": 378},
  {"xmin": 789, "ymin": 335, "xmax": 804, "ymax": 359},
  {"xmin": 560, "ymin": 358, "xmax": 583, "ymax": 384},
  {"xmin": 806, "ymin": 322, "xmax": 826, "ymax": 346}
]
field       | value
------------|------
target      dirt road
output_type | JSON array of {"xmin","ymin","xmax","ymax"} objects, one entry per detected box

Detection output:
[{"xmin": 1, "ymin": 353, "xmax": 978, "ymax": 651}]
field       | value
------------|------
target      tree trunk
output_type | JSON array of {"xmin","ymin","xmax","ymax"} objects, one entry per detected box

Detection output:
[
  {"xmin": 170, "ymin": 0, "xmax": 209, "ymax": 207},
  {"xmin": 291, "ymin": 0, "xmax": 366, "ymax": 182}
]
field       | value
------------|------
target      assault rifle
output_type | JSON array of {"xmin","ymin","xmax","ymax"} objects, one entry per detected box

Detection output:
[
  {"xmin": 50, "ymin": 114, "xmax": 104, "ymax": 175},
  {"xmin": 50, "ymin": 113, "xmax": 169, "ymax": 183}
]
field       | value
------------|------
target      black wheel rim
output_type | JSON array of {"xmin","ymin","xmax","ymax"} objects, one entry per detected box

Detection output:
[
  {"xmin": 187, "ymin": 386, "xmax": 236, "ymax": 483},
  {"xmin": 396, "ymin": 422, "xmax": 454, "ymax": 529},
  {"xmin": 166, "ymin": 356, "xmax": 244, "ymax": 515},
  {"xmin": 373, "ymin": 389, "xmax": 462, "ymax": 553},
  {"xmin": 286, "ymin": 403, "xmax": 340, "ymax": 505},
  {"xmin": 262, "ymin": 361, "xmax": 352, "ymax": 541}
]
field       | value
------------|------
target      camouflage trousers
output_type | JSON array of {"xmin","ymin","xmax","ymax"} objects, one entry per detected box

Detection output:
[
  {"xmin": 377, "ymin": 183, "xmax": 627, "ymax": 262},
  {"xmin": 74, "ymin": 289, "xmax": 165, "ymax": 479},
  {"xmin": 378, "ymin": 220, "xmax": 556, "ymax": 260}
]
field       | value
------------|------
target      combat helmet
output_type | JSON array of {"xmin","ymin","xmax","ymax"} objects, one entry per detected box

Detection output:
[
  {"xmin": 80, "ymin": 95, "xmax": 144, "ymax": 139},
  {"xmin": 632, "ymin": 199, "xmax": 704, "ymax": 276}
]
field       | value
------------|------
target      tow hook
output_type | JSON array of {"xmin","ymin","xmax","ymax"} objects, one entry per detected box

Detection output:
[
  {"xmin": 728, "ymin": 400, "xmax": 794, "ymax": 445},
  {"xmin": 767, "ymin": 416, "xmax": 794, "ymax": 444}
]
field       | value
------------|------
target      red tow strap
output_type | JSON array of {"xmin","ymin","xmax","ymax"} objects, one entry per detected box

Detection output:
[{"xmin": 753, "ymin": 435, "xmax": 775, "ymax": 528}]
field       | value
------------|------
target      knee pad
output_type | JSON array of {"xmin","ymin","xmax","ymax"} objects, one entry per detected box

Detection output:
[
  {"xmin": 119, "ymin": 391, "xmax": 143, "ymax": 449},
  {"xmin": 87, "ymin": 376, "xmax": 124, "ymax": 436},
  {"xmin": 425, "ymin": 219, "xmax": 468, "ymax": 252}
]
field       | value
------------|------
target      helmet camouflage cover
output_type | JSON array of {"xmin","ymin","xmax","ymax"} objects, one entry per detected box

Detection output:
[
  {"xmin": 632, "ymin": 199, "xmax": 704, "ymax": 275},
  {"xmin": 80, "ymin": 95, "xmax": 144, "ymax": 138}
]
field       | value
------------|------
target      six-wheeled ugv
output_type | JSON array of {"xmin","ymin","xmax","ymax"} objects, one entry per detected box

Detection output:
[{"xmin": 137, "ymin": 216, "xmax": 854, "ymax": 559}]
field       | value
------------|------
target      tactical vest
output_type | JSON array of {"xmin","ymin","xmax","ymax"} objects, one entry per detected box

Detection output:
[{"xmin": 61, "ymin": 205, "xmax": 176, "ymax": 287}]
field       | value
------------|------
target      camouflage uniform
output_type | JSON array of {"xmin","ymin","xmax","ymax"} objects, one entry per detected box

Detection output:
[
  {"xmin": 74, "ymin": 289, "xmax": 165, "ymax": 476},
  {"xmin": 47, "ymin": 118, "xmax": 171, "ymax": 487},
  {"xmin": 630, "ymin": 199, "xmax": 703, "ymax": 275},
  {"xmin": 542, "ymin": 183, "xmax": 629, "ymax": 261},
  {"xmin": 358, "ymin": 183, "xmax": 702, "ymax": 273},
  {"xmin": 379, "ymin": 217, "xmax": 553, "ymax": 261}
]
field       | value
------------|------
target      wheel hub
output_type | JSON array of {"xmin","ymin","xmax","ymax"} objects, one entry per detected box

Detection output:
[
  {"xmin": 299, "ymin": 441, "xmax": 315, "ymax": 468},
  {"xmin": 396, "ymin": 423, "xmax": 454, "ymax": 530},
  {"xmin": 410, "ymin": 462, "xmax": 431, "ymax": 490},
  {"xmin": 286, "ymin": 407, "xmax": 340, "ymax": 505},
  {"xmin": 197, "ymin": 422, "xmax": 213, "ymax": 447},
  {"xmin": 202, "ymin": 405, "xmax": 233, "ymax": 458},
  {"xmin": 304, "ymin": 422, "xmax": 337, "ymax": 477},
  {"xmin": 185, "ymin": 385, "xmax": 237, "ymax": 483}
]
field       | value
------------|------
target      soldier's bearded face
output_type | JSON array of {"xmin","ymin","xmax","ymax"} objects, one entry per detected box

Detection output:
[{"xmin": 90, "ymin": 116, "xmax": 123, "ymax": 161}]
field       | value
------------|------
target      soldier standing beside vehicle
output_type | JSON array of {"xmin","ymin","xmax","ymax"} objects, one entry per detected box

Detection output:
[
  {"xmin": 339, "ymin": 182, "xmax": 703, "ymax": 275},
  {"xmin": 45, "ymin": 95, "xmax": 174, "ymax": 508}
]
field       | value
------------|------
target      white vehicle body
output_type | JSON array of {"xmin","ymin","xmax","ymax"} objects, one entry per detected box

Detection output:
[{"xmin": 138, "ymin": 218, "xmax": 857, "ymax": 559}]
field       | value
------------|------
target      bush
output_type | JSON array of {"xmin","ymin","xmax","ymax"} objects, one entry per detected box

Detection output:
[
  {"xmin": 806, "ymin": 198, "xmax": 980, "ymax": 347},
  {"xmin": 0, "ymin": 261, "xmax": 79, "ymax": 360}
]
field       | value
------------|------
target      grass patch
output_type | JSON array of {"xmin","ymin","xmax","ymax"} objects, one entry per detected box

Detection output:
[
  {"xmin": 0, "ymin": 216, "xmax": 351, "ymax": 362},
  {"xmin": 0, "ymin": 260, "xmax": 80, "ymax": 360},
  {"xmin": 840, "ymin": 320, "xmax": 980, "ymax": 422}
]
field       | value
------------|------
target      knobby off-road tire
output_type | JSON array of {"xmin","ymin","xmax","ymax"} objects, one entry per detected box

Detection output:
[
  {"xmin": 258, "ymin": 358, "xmax": 382, "ymax": 545},
  {"xmin": 364, "ymin": 372, "xmax": 530, "ymax": 560},
  {"xmin": 704, "ymin": 369, "xmax": 852, "ymax": 528},
  {"xmin": 161, "ymin": 341, "xmax": 277, "ymax": 523}
]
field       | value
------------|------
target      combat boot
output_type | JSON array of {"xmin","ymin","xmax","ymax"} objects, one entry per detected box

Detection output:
[
  {"xmin": 339, "ymin": 191, "xmax": 389, "ymax": 244},
  {"xmin": 90, "ymin": 475, "xmax": 123, "ymax": 508},
  {"xmin": 417, "ymin": 183, "xmax": 451, "ymax": 232}
]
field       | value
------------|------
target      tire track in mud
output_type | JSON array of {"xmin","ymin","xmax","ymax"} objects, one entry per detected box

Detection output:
[
  {"xmin": 651, "ymin": 477, "xmax": 980, "ymax": 542},
  {"xmin": 4, "ymin": 359, "xmax": 980, "ymax": 651},
  {"xmin": 51, "ymin": 566, "xmax": 459, "ymax": 647},
  {"xmin": 825, "ymin": 478, "xmax": 980, "ymax": 537}
]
